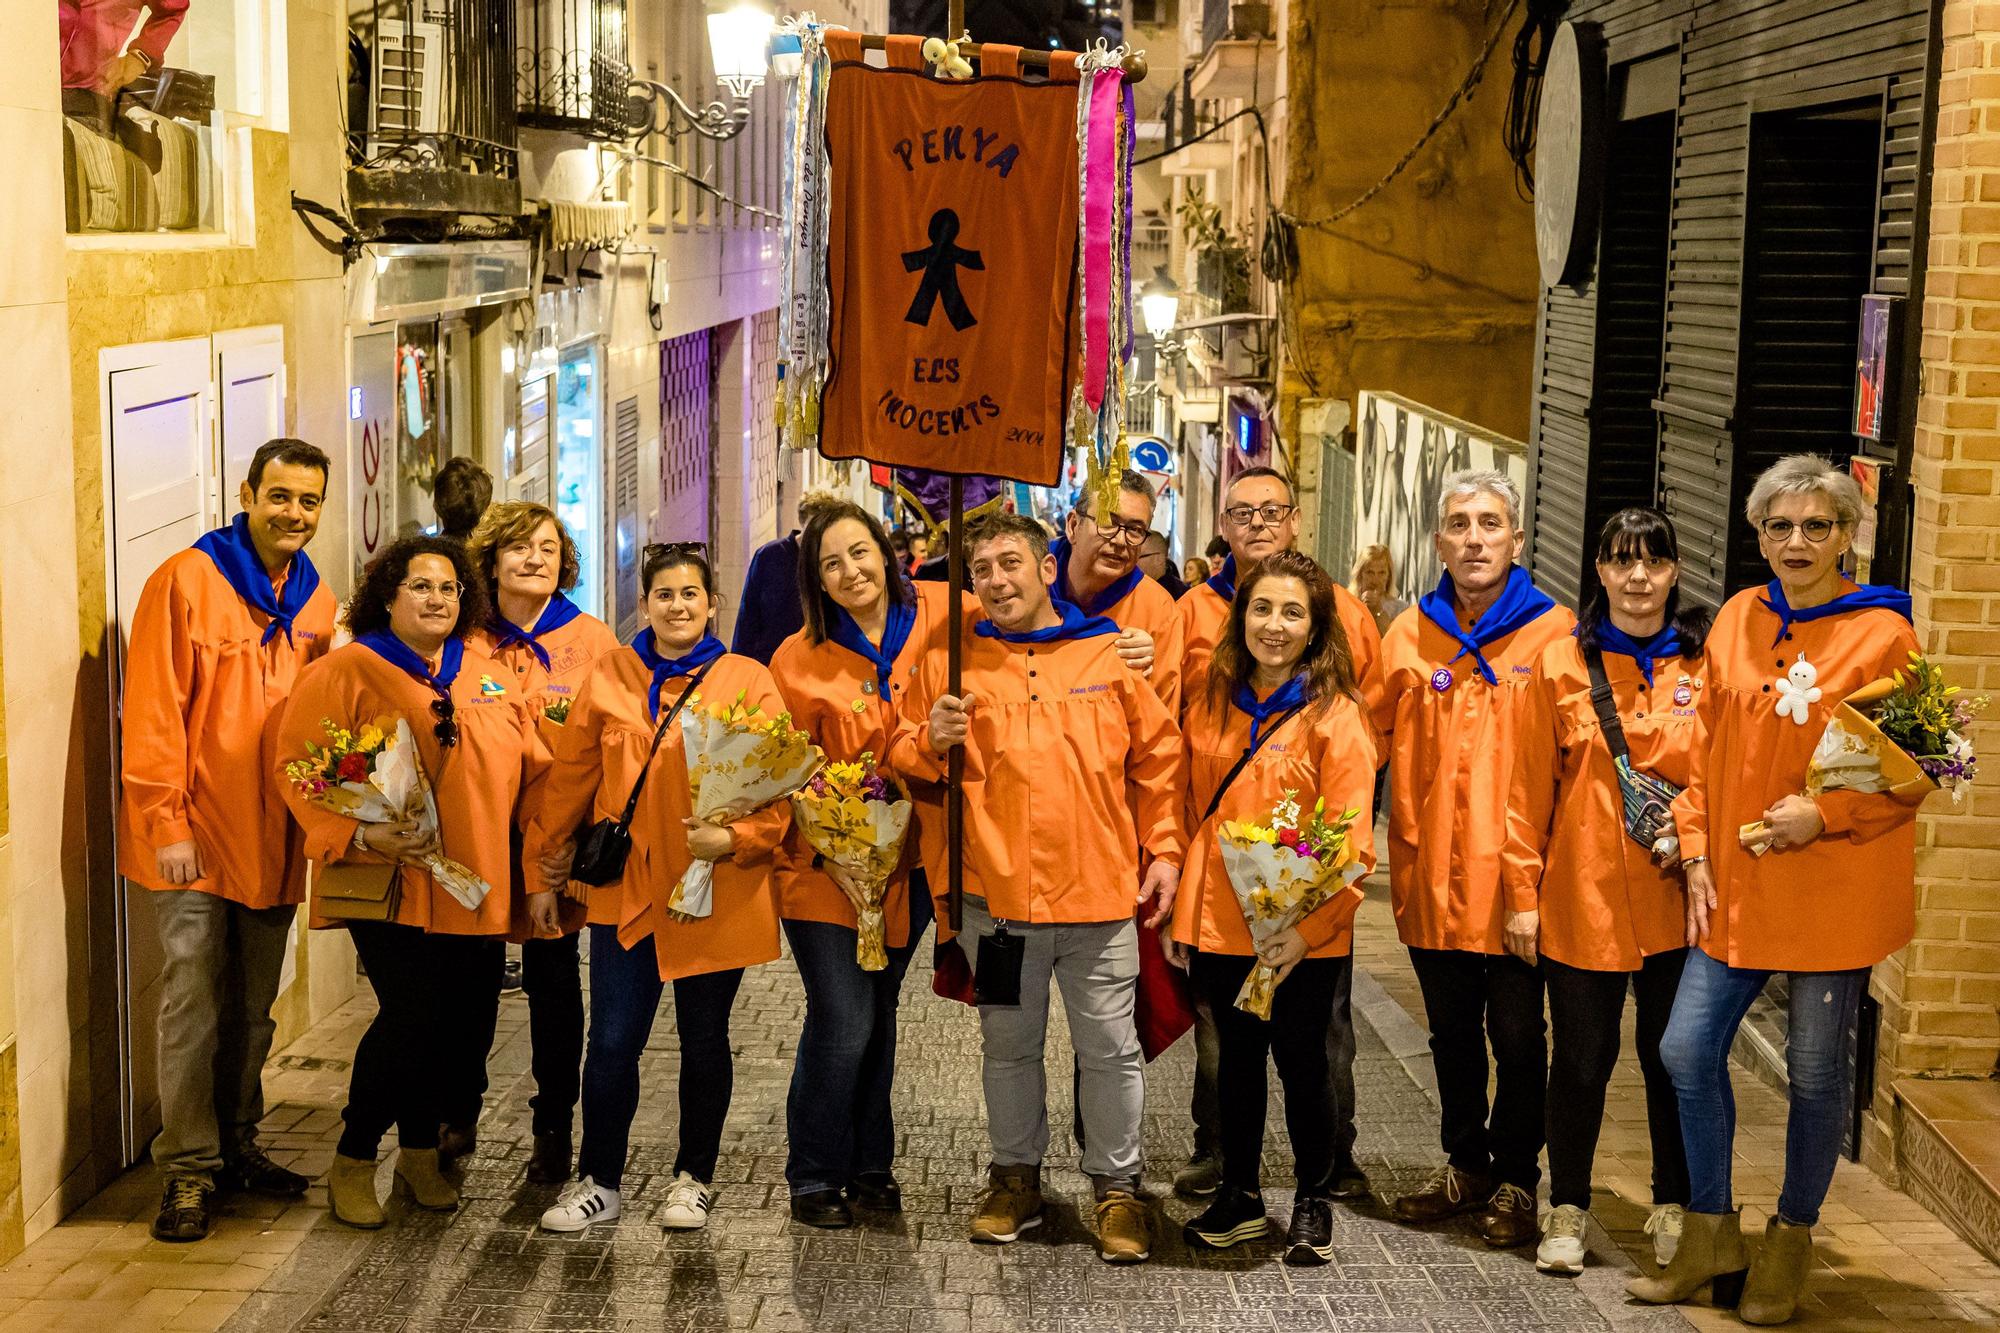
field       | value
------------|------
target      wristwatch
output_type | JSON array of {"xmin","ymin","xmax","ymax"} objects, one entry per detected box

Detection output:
[
  {"xmin": 1681, "ymin": 855, "xmax": 1708, "ymax": 868},
  {"xmin": 352, "ymin": 824, "xmax": 369, "ymax": 853}
]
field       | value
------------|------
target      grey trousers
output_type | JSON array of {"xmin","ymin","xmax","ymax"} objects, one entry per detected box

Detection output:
[
  {"xmin": 150, "ymin": 889, "xmax": 296, "ymax": 1181},
  {"xmin": 956, "ymin": 896, "xmax": 1144, "ymax": 1194}
]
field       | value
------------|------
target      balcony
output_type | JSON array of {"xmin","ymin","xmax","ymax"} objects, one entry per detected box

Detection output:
[
  {"xmin": 1190, "ymin": 0, "xmax": 1277, "ymax": 103},
  {"xmin": 348, "ymin": 0, "xmax": 523, "ymax": 226},
  {"xmin": 516, "ymin": 0, "xmax": 634, "ymax": 139},
  {"xmin": 62, "ymin": 70, "xmax": 220, "ymax": 234},
  {"xmin": 1156, "ymin": 74, "xmax": 1230, "ymax": 177}
]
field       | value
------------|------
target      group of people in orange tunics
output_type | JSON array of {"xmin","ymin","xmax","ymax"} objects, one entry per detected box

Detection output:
[{"xmin": 120, "ymin": 437, "xmax": 1925, "ymax": 1323}]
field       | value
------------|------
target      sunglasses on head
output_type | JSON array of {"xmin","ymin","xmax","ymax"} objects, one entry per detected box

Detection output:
[
  {"xmin": 645, "ymin": 541, "xmax": 707, "ymax": 560},
  {"xmin": 430, "ymin": 695, "xmax": 459, "ymax": 749}
]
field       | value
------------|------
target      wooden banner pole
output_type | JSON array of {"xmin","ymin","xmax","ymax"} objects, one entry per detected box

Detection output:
[{"xmin": 946, "ymin": 475, "xmax": 965, "ymax": 934}]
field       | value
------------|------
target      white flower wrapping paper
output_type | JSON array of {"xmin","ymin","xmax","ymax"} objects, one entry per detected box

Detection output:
[
  {"xmin": 305, "ymin": 719, "xmax": 490, "ymax": 911},
  {"xmin": 1215, "ymin": 833, "xmax": 1367, "ymax": 1020},
  {"xmin": 789, "ymin": 790, "xmax": 913, "ymax": 970},
  {"xmin": 666, "ymin": 698, "xmax": 826, "ymax": 921}
]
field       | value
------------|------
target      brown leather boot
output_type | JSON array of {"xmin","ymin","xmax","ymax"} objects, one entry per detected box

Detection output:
[
  {"xmin": 327, "ymin": 1153, "xmax": 384, "ymax": 1229},
  {"xmin": 1740, "ymin": 1217, "xmax": 1813, "ymax": 1325},
  {"xmin": 1626, "ymin": 1208, "xmax": 1748, "ymax": 1307},
  {"xmin": 394, "ymin": 1147, "xmax": 461, "ymax": 1210},
  {"xmin": 1392, "ymin": 1165, "xmax": 1494, "ymax": 1223}
]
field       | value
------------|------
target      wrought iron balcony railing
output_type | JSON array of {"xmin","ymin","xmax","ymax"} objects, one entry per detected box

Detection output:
[{"xmin": 516, "ymin": 0, "xmax": 633, "ymax": 138}]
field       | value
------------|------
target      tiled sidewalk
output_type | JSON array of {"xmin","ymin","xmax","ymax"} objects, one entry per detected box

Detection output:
[{"xmin": 0, "ymin": 877, "xmax": 1992, "ymax": 1332}]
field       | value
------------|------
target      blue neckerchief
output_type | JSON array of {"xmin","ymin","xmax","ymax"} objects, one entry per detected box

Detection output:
[
  {"xmin": 1586, "ymin": 621, "xmax": 1683, "ymax": 688},
  {"xmin": 355, "ymin": 629, "xmax": 465, "ymax": 699},
  {"xmin": 830, "ymin": 596, "xmax": 918, "ymax": 696},
  {"xmin": 1231, "ymin": 673, "xmax": 1309, "ymax": 749},
  {"xmin": 489, "ymin": 592, "xmax": 584, "ymax": 670},
  {"xmin": 1760, "ymin": 579, "xmax": 1913, "ymax": 649},
  {"xmin": 973, "ymin": 598, "xmax": 1120, "ymax": 645},
  {"xmin": 1050, "ymin": 536, "xmax": 1143, "ymax": 617},
  {"xmin": 631, "ymin": 629, "xmax": 725, "ymax": 720},
  {"xmin": 191, "ymin": 513, "xmax": 321, "ymax": 646},
  {"xmin": 1417, "ymin": 565, "xmax": 1558, "ymax": 685},
  {"xmin": 1206, "ymin": 553, "xmax": 1238, "ymax": 601}
]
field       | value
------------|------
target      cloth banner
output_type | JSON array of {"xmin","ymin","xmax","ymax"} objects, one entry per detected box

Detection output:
[{"xmin": 820, "ymin": 32, "xmax": 1079, "ymax": 486}]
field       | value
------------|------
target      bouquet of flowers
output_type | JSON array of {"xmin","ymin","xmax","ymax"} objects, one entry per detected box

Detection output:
[
  {"xmin": 1216, "ymin": 790, "xmax": 1368, "ymax": 1019},
  {"xmin": 667, "ymin": 690, "xmax": 825, "ymax": 922},
  {"xmin": 283, "ymin": 716, "xmax": 490, "ymax": 910},
  {"xmin": 543, "ymin": 696, "xmax": 573, "ymax": 725},
  {"xmin": 790, "ymin": 752, "xmax": 912, "ymax": 970}
]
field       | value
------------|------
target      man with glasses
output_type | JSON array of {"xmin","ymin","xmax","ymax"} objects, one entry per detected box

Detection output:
[
  {"xmin": 1168, "ymin": 465, "xmax": 1383, "ymax": 1200},
  {"xmin": 1056, "ymin": 470, "xmax": 1187, "ymax": 712},
  {"xmin": 119, "ymin": 439, "xmax": 337, "ymax": 1241}
]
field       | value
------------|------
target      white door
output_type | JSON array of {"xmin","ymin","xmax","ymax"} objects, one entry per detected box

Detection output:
[
  {"xmin": 214, "ymin": 329, "xmax": 286, "ymax": 512},
  {"xmin": 103, "ymin": 337, "xmax": 217, "ymax": 1161}
]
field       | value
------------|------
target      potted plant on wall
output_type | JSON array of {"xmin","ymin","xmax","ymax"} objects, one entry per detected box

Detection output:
[{"xmin": 1179, "ymin": 183, "xmax": 1253, "ymax": 315}]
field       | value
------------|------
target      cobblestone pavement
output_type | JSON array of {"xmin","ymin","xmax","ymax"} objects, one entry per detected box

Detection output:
[{"xmin": 4, "ymin": 881, "xmax": 1998, "ymax": 1332}]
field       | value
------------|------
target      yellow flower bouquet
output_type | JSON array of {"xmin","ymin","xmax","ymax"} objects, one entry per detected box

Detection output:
[
  {"xmin": 1216, "ymin": 790, "xmax": 1366, "ymax": 1019},
  {"xmin": 667, "ymin": 690, "xmax": 825, "ymax": 922},
  {"xmin": 790, "ymin": 752, "xmax": 912, "ymax": 970}
]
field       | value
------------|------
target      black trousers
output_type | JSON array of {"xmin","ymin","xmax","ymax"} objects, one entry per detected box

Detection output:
[
  {"xmin": 1544, "ymin": 949, "xmax": 1691, "ymax": 1210},
  {"xmin": 521, "ymin": 932, "xmax": 586, "ymax": 1136},
  {"xmin": 442, "ymin": 936, "xmax": 508, "ymax": 1129},
  {"xmin": 341, "ymin": 923, "xmax": 503, "ymax": 1159},
  {"xmin": 1190, "ymin": 952, "xmax": 1345, "ymax": 1196},
  {"xmin": 1407, "ymin": 944, "xmax": 1547, "ymax": 1190}
]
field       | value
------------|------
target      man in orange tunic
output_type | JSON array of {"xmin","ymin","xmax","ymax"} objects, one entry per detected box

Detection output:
[
  {"xmin": 889, "ymin": 513, "xmax": 1183, "ymax": 1265},
  {"xmin": 1375, "ymin": 469, "xmax": 1574, "ymax": 1249},
  {"xmin": 117, "ymin": 439, "xmax": 338, "ymax": 1242},
  {"xmin": 1054, "ymin": 469, "xmax": 1187, "ymax": 712}
]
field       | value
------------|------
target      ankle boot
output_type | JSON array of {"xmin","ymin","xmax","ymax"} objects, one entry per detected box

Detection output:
[
  {"xmin": 394, "ymin": 1147, "xmax": 461, "ymax": 1210},
  {"xmin": 328, "ymin": 1153, "xmax": 385, "ymax": 1229},
  {"xmin": 1740, "ymin": 1217, "xmax": 1813, "ymax": 1325},
  {"xmin": 1625, "ymin": 1208, "xmax": 1748, "ymax": 1307}
]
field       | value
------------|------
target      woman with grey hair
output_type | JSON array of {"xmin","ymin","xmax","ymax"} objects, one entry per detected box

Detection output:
[{"xmin": 1628, "ymin": 454, "xmax": 1921, "ymax": 1325}]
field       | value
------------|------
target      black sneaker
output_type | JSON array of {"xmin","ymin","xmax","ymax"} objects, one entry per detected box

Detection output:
[
  {"xmin": 1182, "ymin": 1185, "xmax": 1269, "ymax": 1250},
  {"xmin": 1327, "ymin": 1159, "xmax": 1371, "ymax": 1201},
  {"xmin": 1284, "ymin": 1195, "xmax": 1336, "ymax": 1266},
  {"xmin": 217, "ymin": 1145, "xmax": 309, "ymax": 1198},
  {"xmin": 151, "ymin": 1176, "xmax": 214, "ymax": 1242}
]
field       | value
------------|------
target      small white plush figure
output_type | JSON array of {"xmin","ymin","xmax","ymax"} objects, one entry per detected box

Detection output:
[{"xmin": 1774, "ymin": 653, "xmax": 1821, "ymax": 725}]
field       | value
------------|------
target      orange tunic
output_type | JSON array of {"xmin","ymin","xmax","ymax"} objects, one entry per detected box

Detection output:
[
  {"xmin": 887, "ymin": 629, "xmax": 1186, "ymax": 927},
  {"xmin": 1503, "ymin": 636, "xmax": 1703, "ymax": 971},
  {"xmin": 1068, "ymin": 572, "xmax": 1187, "ymax": 714},
  {"xmin": 769, "ymin": 582, "xmax": 953, "ymax": 945},
  {"xmin": 276, "ymin": 641, "xmax": 549, "ymax": 935},
  {"xmin": 523, "ymin": 650, "xmax": 789, "ymax": 981},
  {"xmin": 1374, "ymin": 599, "xmax": 1577, "ymax": 954},
  {"xmin": 1674, "ymin": 587, "xmax": 1923, "ymax": 972},
  {"xmin": 119, "ymin": 549, "xmax": 338, "ymax": 908},
  {"xmin": 1180, "ymin": 577, "xmax": 1383, "ymax": 720},
  {"xmin": 1171, "ymin": 691, "xmax": 1378, "ymax": 959}
]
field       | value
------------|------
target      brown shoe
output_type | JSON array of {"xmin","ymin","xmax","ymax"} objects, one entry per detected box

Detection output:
[
  {"xmin": 1477, "ymin": 1182, "xmax": 1538, "ymax": 1248},
  {"xmin": 1392, "ymin": 1165, "xmax": 1493, "ymax": 1224},
  {"xmin": 1093, "ymin": 1189, "xmax": 1152, "ymax": 1264},
  {"xmin": 968, "ymin": 1165, "xmax": 1043, "ymax": 1244}
]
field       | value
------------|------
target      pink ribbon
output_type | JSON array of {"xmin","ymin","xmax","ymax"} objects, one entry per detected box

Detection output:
[{"xmin": 1081, "ymin": 68, "xmax": 1126, "ymax": 414}]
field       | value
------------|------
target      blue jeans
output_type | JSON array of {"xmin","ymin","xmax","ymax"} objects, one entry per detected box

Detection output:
[
  {"xmin": 782, "ymin": 887, "xmax": 933, "ymax": 1195},
  {"xmin": 1660, "ymin": 948, "xmax": 1866, "ymax": 1225},
  {"xmin": 575, "ymin": 925, "xmax": 743, "ymax": 1190}
]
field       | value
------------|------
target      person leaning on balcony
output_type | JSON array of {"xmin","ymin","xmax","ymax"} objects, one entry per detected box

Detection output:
[
  {"xmin": 276, "ymin": 537, "xmax": 548, "ymax": 1230},
  {"xmin": 118, "ymin": 438, "xmax": 338, "ymax": 1243},
  {"xmin": 450, "ymin": 502, "xmax": 622, "ymax": 1185},
  {"xmin": 524, "ymin": 543, "xmax": 789, "ymax": 1236},
  {"xmin": 59, "ymin": 0, "xmax": 187, "ymax": 99},
  {"xmin": 1502, "ymin": 507, "xmax": 1709, "ymax": 1278},
  {"xmin": 1628, "ymin": 455, "xmax": 1923, "ymax": 1326},
  {"xmin": 1168, "ymin": 551, "xmax": 1377, "ymax": 1269},
  {"xmin": 1377, "ymin": 468, "xmax": 1574, "ymax": 1249}
]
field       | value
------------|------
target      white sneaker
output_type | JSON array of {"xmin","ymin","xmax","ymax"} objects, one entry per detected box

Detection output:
[
  {"xmin": 1645, "ymin": 1202, "xmax": 1685, "ymax": 1267},
  {"xmin": 659, "ymin": 1171, "xmax": 714, "ymax": 1230},
  {"xmin": 1535, "ymin": 1203, "xmax": 1589, "ymax": 1274},
  {"xmin": 540, "ymin": 1176, "xmax": 620, "ymax": 1232}
]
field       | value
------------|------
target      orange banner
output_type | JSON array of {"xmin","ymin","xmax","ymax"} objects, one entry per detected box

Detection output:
[{"xmin": 819, "ymin": 42, "xmax": 1079, "ymax": 486}]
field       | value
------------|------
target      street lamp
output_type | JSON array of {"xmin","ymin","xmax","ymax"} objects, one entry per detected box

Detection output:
[
  {"xmin": 1140, "ymin": 267, "xmax": 1183, "ymax": 363},
  {"xmin": 625, "ymin": 0, "xmax": 774, "ymax": 141}
]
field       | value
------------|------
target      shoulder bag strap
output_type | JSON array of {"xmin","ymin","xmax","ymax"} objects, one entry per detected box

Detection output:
[
  {"xmin": 618, "ymin": 659, "xmax": 716, "ymax": 825},
  {"xmin": 1583, "ymin": 646, "xmax": 1632, "ymax": 764},
  {"xmin": 1200, "ymin": 703, "xmax": 1308, "ymax": 824}
]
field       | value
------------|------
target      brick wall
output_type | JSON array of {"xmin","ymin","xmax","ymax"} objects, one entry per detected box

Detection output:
[{"xmin": 1869, "ymin": 0, "xmax": 2000, "ymax": 1158}]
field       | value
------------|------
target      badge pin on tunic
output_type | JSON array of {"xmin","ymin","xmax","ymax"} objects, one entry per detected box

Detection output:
[{"xmin": 1429, "ymin": 667, "xmax": 1453, "ymax": 693}]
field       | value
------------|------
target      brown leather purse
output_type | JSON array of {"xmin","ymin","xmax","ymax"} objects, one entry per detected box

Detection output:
[{"xmin": 311, "ymin": 858, "xmax": 402, "ymax": 922}]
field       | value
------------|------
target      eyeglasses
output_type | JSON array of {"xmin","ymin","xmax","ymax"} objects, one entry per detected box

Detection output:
[
  {"xmin": 430, "ymin": 696, "xmax": 459, "ymax": 749},
  {"xmin": 645, "ymin": 541, "xmax": 707, "ymax": 560},
  {"xmin": 1222, "ymin": 503, "xmax": 1296, "ymax": 529},
  {"xmin": 401, "ymin": 579, "xmax": 464, "ymax": 601},
  {"xmin": 1757, "ymin": 517, "xmax": 1840, "ymax": 544},
  {"xmin": 1076, "ymin": 510, "xmax": 1151, "ymax": 547}
]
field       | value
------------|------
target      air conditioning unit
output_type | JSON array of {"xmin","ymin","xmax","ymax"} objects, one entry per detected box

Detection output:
[{"xmin": 368, "ymin": 18, "xmax": 447, "ymax": 151}]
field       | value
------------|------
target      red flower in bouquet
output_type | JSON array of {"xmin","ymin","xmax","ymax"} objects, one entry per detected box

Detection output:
[{"xmin": 337, "ymin": 753, "xmax": 371, "ymax": 782}]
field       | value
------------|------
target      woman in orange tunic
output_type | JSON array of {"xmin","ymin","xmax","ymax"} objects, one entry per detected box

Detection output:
[
  {"xmin": 1629, "ymin": 456, "xmax": 1922, "ymax": 1325},
  {"xmin": 1168, "ymin": 551, "xmax": 1377, "ymax": 1268},
  {"xmin": 276, "ymin": 537, "xmax": 547, "ymax": 1229},
  {"xmin": 1504, "ymin": 508, "xmax": 1709, "ymax": 1277},
  {"xmin": 769, "ymin": 502, "xmax": 948, "ymax": 1228},
  {"xmin": 525, "ymin": 544, "xmax": 788, "ymax": 1236},
  {"xmin": 455, "ymin": 502, "xmax": 622, "ymax": 1183}
]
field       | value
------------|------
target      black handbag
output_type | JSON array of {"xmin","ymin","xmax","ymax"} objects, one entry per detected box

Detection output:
[{"xmin": 568, "ymin": 660, "xmax": 714, "ymax": 886}]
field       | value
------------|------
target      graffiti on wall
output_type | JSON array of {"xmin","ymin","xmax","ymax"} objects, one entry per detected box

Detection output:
[{"xmin": 1354, "ymin": 391, "xmax": 1530, "ymax": 601}]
